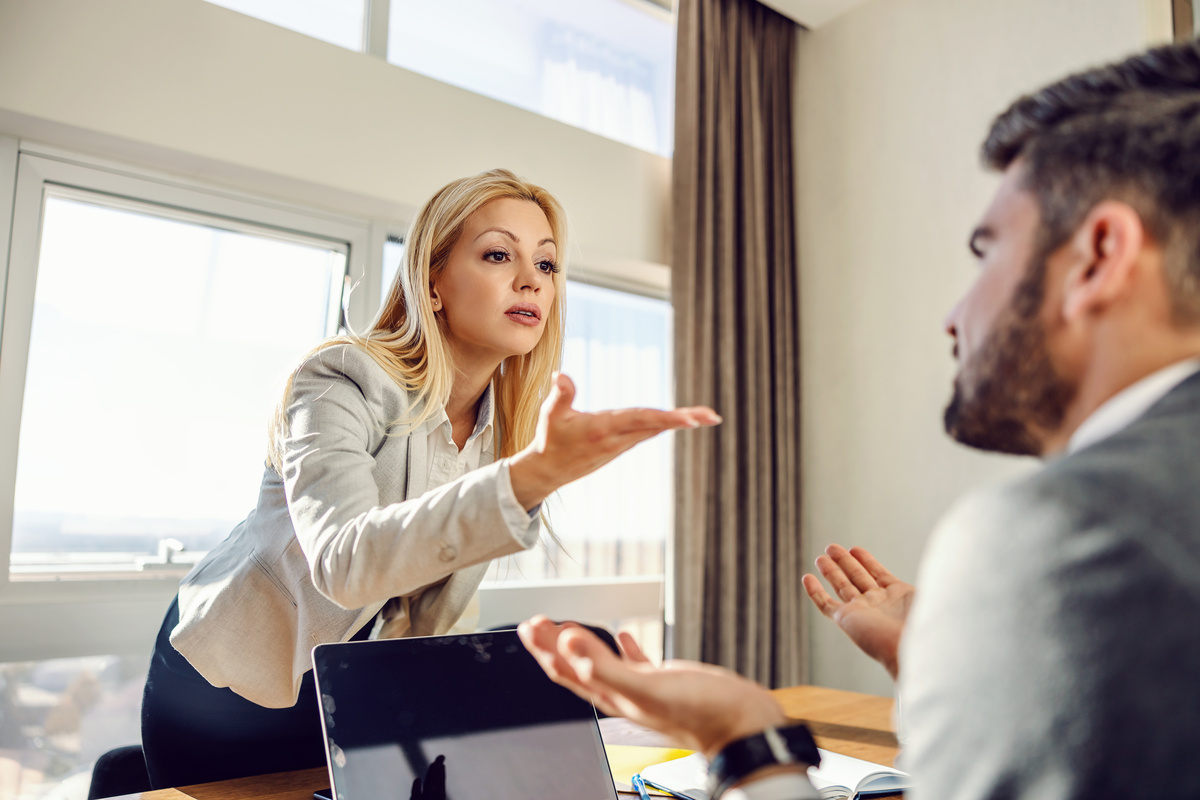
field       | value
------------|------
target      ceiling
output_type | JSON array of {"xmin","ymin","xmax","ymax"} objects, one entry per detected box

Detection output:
[{"xmin": 756, "ymin": 0, "xmax": 873, "ymax": 29}]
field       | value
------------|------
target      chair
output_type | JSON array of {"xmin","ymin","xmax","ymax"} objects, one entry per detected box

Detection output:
[{"xmin": 87, "ymin": 744, "xmax": 151, "ymax": 800}]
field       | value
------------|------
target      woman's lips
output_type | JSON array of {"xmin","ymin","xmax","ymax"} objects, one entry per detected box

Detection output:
[
  {"xmin": 505, "ymin": 310, "xmax": 541, "ymax": 326},
  {"xmin": 505, "ymin": 303, "xmax": 541, "ymax": 326}
]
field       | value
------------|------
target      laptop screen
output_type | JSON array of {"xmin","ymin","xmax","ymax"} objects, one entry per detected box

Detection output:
[{"xmin": 312, "ymin": 630, "xmax": 618, "ymax": 800}]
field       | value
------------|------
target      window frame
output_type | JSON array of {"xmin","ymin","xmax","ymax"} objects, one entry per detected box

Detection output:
[{"xmin": 0, "ymin": 143, "xmax": 375, "ymax": 659}]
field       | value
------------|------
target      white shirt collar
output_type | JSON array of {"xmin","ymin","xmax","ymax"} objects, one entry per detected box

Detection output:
[
  {"xmin": 431, "ymin": 381, "xmax": 496, "ymax": 449},
  {"xmin": 1067, "ymin": 358, "xmax": 1200, "ymax": 454}
]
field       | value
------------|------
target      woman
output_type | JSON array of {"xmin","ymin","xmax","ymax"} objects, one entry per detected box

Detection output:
[{"xmin": 140, "ymin": 169, "xmax": 718, "ymax": 788}]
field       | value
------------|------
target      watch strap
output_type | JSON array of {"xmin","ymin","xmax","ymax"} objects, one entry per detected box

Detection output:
[{"xmin": 706, "ymin": 723, "xmax": 820, "ymax": 800}]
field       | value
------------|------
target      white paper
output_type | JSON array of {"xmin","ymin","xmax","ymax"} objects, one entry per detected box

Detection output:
[{"xmin": 639, "ymin": 748, "xmax": 909, "ymax": 800}]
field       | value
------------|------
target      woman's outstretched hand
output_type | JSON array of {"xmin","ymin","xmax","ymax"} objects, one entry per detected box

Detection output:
[
  {"xmin": 518, "ymin": 616, "xmax": 786, "ymax": 758},
  {"xmin": 508, "ymin": 372, "xmax": 720, "ymax": 510}
]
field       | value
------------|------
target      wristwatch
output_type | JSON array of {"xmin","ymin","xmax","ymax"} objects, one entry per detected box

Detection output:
[{"xmin": 706, "ymin": 722, "xmax": 821, "ymax": 800}]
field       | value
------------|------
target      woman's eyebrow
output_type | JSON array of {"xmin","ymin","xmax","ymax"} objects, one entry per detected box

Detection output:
[
  {"xmin": 475, "ymin": 227, "xmax": 518, "ymax": 242},
  {"xmin": 473, "ymin": 228, "xmax": 556, "ymax": 248}
]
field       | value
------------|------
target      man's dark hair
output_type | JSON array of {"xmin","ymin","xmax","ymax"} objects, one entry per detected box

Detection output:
[{"xmin": 982, "ymin": 40, "xmax": 1200, "ymax": 323}]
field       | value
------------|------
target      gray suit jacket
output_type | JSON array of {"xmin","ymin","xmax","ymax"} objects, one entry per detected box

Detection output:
[
  {"xmin": 171, "ymin": 344, "xmax": 539, "ymax": 708},
  {"xmin": 900, "ymin": 372, "xmax": 1200, "ymax": 799}
]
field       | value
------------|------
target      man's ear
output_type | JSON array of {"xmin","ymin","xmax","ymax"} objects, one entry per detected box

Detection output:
[{"xmin": 1060, "ymin": 200, "xmax": 1145, "ymax": 322}]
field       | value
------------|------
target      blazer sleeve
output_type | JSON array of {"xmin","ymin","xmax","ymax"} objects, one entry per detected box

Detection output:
[{"xmin": 280, "ymin": 345, "xmax": 540, "ymax": 610}]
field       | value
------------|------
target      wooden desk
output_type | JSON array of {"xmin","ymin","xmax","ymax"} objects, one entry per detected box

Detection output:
[{"xmin": 127, "ymin": 685, "xmax": 899, "ymax": 799}]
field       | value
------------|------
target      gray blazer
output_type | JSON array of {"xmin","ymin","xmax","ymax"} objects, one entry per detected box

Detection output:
[
  {"xmin": 900, "ymin": 372, "xmax": 1200, "ymax": 800},
  {"xmin": 171, "ymin": 344, "xmax": 539, "ymax": 708}
]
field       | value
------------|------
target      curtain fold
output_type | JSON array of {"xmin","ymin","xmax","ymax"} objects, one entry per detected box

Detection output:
[{"xmin": 671, "ymin": 0, "xmax": 804, "ymax": 688}]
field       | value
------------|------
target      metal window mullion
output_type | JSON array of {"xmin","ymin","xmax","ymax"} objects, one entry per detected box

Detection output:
[{"xmin": 365, "ymin": 0, "xmax": 390, "ymax": 58}]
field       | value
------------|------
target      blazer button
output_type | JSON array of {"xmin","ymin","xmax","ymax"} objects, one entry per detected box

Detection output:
[{"xmin": 438, "ymin": 543, "xmax": 457, "ymax": 562}]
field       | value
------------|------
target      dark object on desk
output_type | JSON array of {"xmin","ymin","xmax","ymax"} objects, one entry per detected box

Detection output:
[
  {"xmin": 410, "ymin": 754, "xmax": 447, "ymax": 800},
  {"xmin": 87, "ymin": 744, "xmax": 151, "ymax": 800},
  {"xmin": 312, "ymin": 629, "xmax": 618, "ymax": 800}
]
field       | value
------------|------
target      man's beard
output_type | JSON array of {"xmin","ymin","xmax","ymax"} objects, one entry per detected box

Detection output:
[{"xmin": 943, "ymin": 262, "xmax": 1076, "ymax": 456}]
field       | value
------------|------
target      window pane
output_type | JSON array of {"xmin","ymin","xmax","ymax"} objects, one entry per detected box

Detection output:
[
  {"xmin": 204, "ymin": 0, "xmax": 366, "ymax": 51},
  {"xmin": 485, "ymin": 282, "xmax": 673, "ymax": 582},
  {"xmin": 381, "ymin": 238, "xmax": 405, "ymax": 301},
  {"xmin": 0, "ymin": 655, "xmax": 146, "ymax": 800},
  {"xmin": 387, "ymin": 0, "xmax": 675, "ymax": 156},
  {"xmin": 11, "ymin": 195, "xmax": 346, "ymax": 571}
]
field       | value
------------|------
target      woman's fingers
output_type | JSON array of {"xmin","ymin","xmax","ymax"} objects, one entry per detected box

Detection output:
[
  {"xmin": 594, "ymin": 406, "xmax": 721, "ymax": 436},
  {"xmin": 545, "ymin": 372, "xmax": 576, "ymax": 418}
]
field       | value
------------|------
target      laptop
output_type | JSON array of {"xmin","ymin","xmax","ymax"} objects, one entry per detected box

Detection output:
[{"xmin": 311, "ymin": 629, "xmax": 620, "ymax": 800}]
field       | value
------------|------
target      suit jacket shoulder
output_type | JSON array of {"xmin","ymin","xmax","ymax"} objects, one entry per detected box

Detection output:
[{"xmin": 901, "ymin": 373, "xmax": 1200, "ymax": 800}]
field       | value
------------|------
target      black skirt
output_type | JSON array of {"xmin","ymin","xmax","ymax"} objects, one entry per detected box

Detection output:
[{"xmin": 140, "ymin": 595, "xmax": 371, "ymax": 789}]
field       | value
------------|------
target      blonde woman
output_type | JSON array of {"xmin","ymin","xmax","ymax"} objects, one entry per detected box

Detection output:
[{"xmin": 140, "ymin": 169, "xmax": 718, "ymax": 788}]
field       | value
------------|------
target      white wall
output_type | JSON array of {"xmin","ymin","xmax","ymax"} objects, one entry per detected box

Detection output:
[
  {"xmin": 795, "ymin": 0, "xmax": 1167, "ymax": 695},
  {"xmin": 0, "ymin": 0, "xmax": 670, "ymax": 275}
]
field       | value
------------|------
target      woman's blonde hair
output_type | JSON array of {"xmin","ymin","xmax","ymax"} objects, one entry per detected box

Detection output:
[{"xmin": 268, "ymin": 168, "xmax": 567, "ymax": 471}]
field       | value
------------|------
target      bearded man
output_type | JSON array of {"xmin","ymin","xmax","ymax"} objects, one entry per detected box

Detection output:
[{"xmin": 521, "ymin": 39, "xmax": 1200, "ymax": 800}]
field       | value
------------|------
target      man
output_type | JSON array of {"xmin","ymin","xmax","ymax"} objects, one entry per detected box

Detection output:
[{"xmin": 521, "ymin": 38, "xmax": 1200, "ymax": 800}]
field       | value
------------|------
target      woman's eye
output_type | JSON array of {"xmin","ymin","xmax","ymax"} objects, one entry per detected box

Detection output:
[
  {"xmin": 484, "ymin": 249, "xmax": 508, "ymax": 263},
  {"xmin": 538, "ymin": 260, "xmax": 560, "ymax": 274}
]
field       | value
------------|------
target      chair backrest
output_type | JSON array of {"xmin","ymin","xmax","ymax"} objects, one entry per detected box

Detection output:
[{"xmin": 87, "ymin": 744, "xmax": 150, "ymax": 800}]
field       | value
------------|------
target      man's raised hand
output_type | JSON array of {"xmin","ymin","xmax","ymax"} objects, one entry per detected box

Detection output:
[{"xmin": 801, "ymin": 544, "xmax": 915, "ymax": 680}]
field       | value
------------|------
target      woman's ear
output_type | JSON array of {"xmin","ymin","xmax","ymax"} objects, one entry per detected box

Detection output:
[{"xmin": 1061, "ymin": 200, "xmax": 1145, "ymax": 322}]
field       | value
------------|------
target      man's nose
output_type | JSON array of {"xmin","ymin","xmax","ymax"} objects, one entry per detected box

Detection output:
[{"xmin": 942, "ymin": 301, "xmax": 962, "ymax": 339}]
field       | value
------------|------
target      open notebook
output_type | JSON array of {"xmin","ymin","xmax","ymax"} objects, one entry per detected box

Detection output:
[{"xmin": 640, "ymin": 748, "xmax": 909, "ymax": 800}]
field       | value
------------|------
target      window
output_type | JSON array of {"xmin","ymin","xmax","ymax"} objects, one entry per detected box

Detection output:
[
  {"xmin": 0, "ymin": 654, "xmax": 145, "ymax": 800},
  {"xmin": 202, "ymin": 0, "xmax": 676, "ymax": 156},
  {"xmin": 388, "ymin": 0, "xmax": 675, "ymax": 156},
  {"xmin": 203, "ymin": 0, "xmax": 367, "ymax": 51},
  {"xmin": 484, "ymin": 282, "xmax": 673, "ymax": 583},
  {"xmin": 381, "ymin": 236, "xmax": 405, "ymax": 300},
  {"xmin": 0, "ymin": 153, "xmax": 370, "ymax": 579}
]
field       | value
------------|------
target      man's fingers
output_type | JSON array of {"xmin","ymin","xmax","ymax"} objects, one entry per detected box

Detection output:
[
  {"xmin": 826, "ymin": 544, "xmax": 880, "ymax": 593},
  {"xmin": 560, "ymin": 628, "xmax": 658, "ymax": 705},
  {"xmin": 815, "ymin": 554, "xmax": 863, "ymax": 602},
  {"xmin": 518, "ymin": 617, "xmax": 587, "ymax": 692},
  {"xmin": 617, "ymin": 631, "xmax": 651, "ymax": 664},
  {"xmin": 848, "ymin": 546, "xmax": 899, "ymax": 587},
  {"xmin": 802, "ymin": 573, "xmax": 841, "ymax": 618}
]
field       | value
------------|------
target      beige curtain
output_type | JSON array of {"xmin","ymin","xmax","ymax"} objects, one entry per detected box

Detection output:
[{"xmin": 671, "ymin": 0, "xmax": 804, "ymax": 688}]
